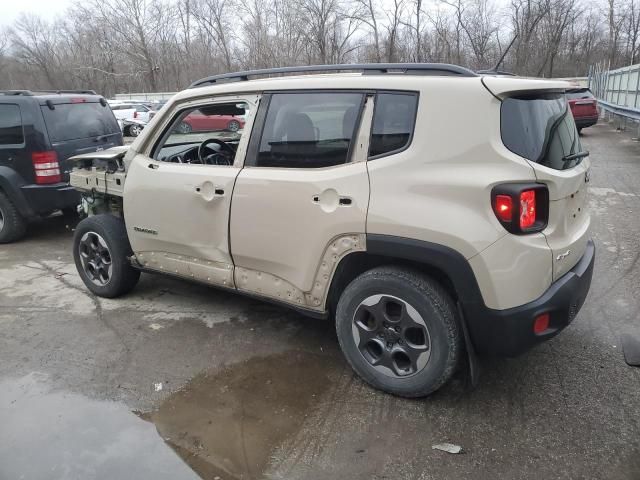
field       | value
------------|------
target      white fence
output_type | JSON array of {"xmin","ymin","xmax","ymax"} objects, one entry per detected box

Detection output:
[{"xmin": 589, "ymin": 64, "xmax": 640, "ymax": 124}]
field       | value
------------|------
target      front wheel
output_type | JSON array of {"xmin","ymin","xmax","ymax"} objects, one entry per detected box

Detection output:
[
  {"xmin": 335, "ymin": 266, "xmax": 462, "ymax": 397},
  {"xmin": 73, "ymin": 214, "xmax": 140, "ymax": 298}
]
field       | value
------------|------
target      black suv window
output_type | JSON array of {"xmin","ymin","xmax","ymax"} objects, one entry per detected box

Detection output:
[
  {"xmin": 501, "ymin": 93, "xmax": 583, "ymax": 170},
  {"xmin": 41, "ymin": 102, "xmax": 120, "ymax": 142},
  {"xmin": 256, "ymin": 92, "xmax": 363, "ymax": 168},
  {"xmin": 0, "ymin": 104, "xmax": 24, "ymax": 145},
  {"xmin": 369, "ymin": 93, "xmax": 418, "ymax": 158}
]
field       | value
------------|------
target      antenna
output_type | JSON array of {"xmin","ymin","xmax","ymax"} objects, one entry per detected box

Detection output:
[{"xmin": 493, "ymin": 34, "xmax": 518, "ymax": 72}]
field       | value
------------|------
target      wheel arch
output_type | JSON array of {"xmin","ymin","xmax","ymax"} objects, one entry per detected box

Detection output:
[
  {"xmin": 326, "ymin": 234, "xmax": 485, "ymax": 319},
  {"xmin": 0, "ymin": 166, "xmax": 33, "ymax": 217}
]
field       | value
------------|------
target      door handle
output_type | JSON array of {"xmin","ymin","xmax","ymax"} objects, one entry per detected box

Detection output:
[
  {"xmin": 195, "ymin": 183, "xmax": 224, "ymax": 201},
  {"xmin": 339, "ymin": 197, "xmax": 352, "ymax": 206},
  {"xmin": 148, "ymin": 163, "xmax": 159, "ymax": 169}
]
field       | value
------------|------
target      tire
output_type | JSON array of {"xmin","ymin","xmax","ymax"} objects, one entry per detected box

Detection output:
[
  {"xmin": 129, "ymin": 124, "xmax": 143, "ymax": 137},
  {"xmin": 335, "ymin": 266, "xmax": 462, "ymax": 397},
  {"xmin": 0, "ymin": 190, "xmax": 27, "ymax": 243},
  {"xmin": 227, "ymin": 120, "xmax": 240, "ymax": 132},
  {"xmin": 177, "ymin": 122, "xmax": 192, "ymax": 134},
  {"xmin": 73, "ymin": 214, "xmax": 140, "ymax": 298}
]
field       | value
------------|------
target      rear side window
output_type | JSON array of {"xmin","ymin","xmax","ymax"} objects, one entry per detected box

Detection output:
[
  {"xmin": 41, "ymin": 102, "xmax": 120, "ymax": 142},
  {"xmin": 369, "ymin": 93, "xmax": 418, "ymax": 158},
  {"xmin": 501, "ymin": 94, "xmax": 583, "ymax": 170},
  {"xmin": 0, "ymin": 104, "xmax": 24, "ymax": 145},
  {"xmin": 256, "ymin": 92, "xmax": 363, "ymax": 168}
]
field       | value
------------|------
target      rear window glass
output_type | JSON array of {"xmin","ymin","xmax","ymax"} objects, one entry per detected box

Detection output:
[
  {"xmin": 369, "ymin": 93, "xmax": 418, "ymax": 158},
  {"xmin": 41, "ymin": 102, "xmax": 120, "ymax": 142},
  {"xmin": 566, "ymin": 89, "xmax": 594, "ymax": 100},
  {"xmin": 0, "ymin": 104, "xmax": 24, "ymax": 145},
  {"xmin": 501, "ymin": 94, "xmax": 583, "ymax": 170}
]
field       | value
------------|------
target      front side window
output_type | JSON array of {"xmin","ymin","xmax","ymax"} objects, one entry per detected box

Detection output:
[
  {"xmin": 153, "ymin": 102, "xmax": 248, "ymax": 166},
  {"xmin": 255, "ymin": 92, "xmax": 363, "ymax": 168},
  {"xmin": 501, "ymin": 93, "xmax": 583, "ymax": 170},
  {"xmin": 369, "ymin": 93, "xmax": 418, "ymax": 158},
  {"xmin": 0, "ymin": 104, "xmax": 24, "ymax": 145}
]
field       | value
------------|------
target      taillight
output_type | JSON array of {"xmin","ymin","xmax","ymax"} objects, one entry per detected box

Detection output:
[
  {"xmin": 519, "ymin": 190, "xmax": 536, "ymax": 229},
  {"xmin": 491, "ymin": 183, "xmax": 549, "ymax": 234},
  {"xmin": 494, "ymin": 195, "xmax": 513, "ymax": 222},
  {"xmin": 32, "ymin": 151, "xmax": 62, "ymax": 184}
]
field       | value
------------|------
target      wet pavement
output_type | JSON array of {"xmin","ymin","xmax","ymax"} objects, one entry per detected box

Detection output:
[{"xmin": 1, "ymin": 122, "xmax": 640, "ymax": 479}]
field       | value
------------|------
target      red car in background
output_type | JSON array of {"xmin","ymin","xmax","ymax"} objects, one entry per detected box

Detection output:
[
  {"xmin": 177, "ymin": 110, "xmax": 245, "ymax": 133},
  {"xmin": 566, "ymin": 88, "xmax": 599, "ymax": 133}
]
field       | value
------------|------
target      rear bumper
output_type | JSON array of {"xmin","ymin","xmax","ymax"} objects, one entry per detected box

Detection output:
[
  {"xmin": 467, "ymin": 240, "xmax": 595, "ymax": 356},
  {"xmin": 20, "ymin": 183, "xmax": 80, "ymax": 216},
  {"xmin": 575, "ymin": 116, "xmax": 599, "ymax": 129}
]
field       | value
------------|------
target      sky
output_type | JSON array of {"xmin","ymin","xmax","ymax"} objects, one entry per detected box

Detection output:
[{"xmin": 1, "ymin": 0, "xmax": 73, "ymax": 27}]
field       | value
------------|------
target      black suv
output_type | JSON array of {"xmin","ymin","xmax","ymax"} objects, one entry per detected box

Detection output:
[{"xmin": 0, "ymin": 90, "xmax": 123, "ymax": 243}]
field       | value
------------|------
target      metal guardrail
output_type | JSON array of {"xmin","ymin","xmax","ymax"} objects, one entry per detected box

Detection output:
[{"xmin": 597, "ymin": 99, "xmax": 640, "ymax": 121}]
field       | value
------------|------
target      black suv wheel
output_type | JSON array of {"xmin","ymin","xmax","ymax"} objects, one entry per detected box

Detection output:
[
  {"xmin": 0, "ymin": 190, "xmax": 27, "ymax": 243},
  {"xmin": 336, "ymin": 266, "xmax": 462, "ymax": 397},
  {"xmin": 73, "ymin": 214, "xmax": 140, "ymax": 297}
]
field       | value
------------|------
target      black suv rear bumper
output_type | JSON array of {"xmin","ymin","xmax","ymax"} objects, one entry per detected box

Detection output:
[
  {"xmin": 20, "ymin": 183, "xmax": 79, "ymax": 217},
  {"xmin": 575, "ymin": 116, "xmax": 599, "ymax": 129},
  {"xmin": 467, "ymin": 240, "xmax": 595, "ymax": 356}
]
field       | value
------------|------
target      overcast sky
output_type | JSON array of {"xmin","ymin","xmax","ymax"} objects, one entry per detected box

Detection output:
[{"xmin": 1, "ymin": 0, "xmax": 73, "ymax": 27}]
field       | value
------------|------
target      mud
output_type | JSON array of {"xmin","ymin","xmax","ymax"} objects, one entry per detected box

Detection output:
[{"xmin": 145, "ymin": 352, "xmax": 344, "ymax": 480}]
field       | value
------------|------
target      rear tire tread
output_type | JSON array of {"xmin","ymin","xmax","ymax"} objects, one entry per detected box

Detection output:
[
  {"xmin": 336, "ymin": 266, "xmax": 462, "ymax": 398},
  {"xmin": 0, "ymin": 190, "xmax": 27, "ymax": 244}
]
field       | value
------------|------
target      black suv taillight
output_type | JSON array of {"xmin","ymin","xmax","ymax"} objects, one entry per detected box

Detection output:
[{"xmin": 491, "ymin": 183, "xmax": 549, "ymax": 234}]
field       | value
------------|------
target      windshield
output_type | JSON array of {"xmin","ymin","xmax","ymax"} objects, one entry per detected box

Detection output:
[
  {"xmin": 501, "ymin": 93, "xmax": 583, "ymax": 170},
  {"xmin": 566, "ymin": 89, "xmax": 594, "ymax": 100},
  {"xmin": 41, "ymin": 102, "xmax": 120, "ymax": 142}
]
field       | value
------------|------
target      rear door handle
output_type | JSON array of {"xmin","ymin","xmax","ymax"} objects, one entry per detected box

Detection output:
[{"xmin": 148, "ymin": 163, "xmax": 159, "ymax": 170}]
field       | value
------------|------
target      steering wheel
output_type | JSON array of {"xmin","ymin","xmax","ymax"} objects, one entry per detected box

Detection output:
[{"xmin": 198, "ymin": 138, "xmax": 236, "ymax": 164}]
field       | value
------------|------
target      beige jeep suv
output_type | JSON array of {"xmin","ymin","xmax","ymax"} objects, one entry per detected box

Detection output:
[{"xmin": 69, "ymin": 64, "xmax": 595, "ymax": 397}]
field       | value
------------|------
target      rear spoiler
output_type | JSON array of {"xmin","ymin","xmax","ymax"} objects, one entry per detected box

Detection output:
[{"xmin": 481, "ymin": 76, "xmax": 571, "ymax": 99}]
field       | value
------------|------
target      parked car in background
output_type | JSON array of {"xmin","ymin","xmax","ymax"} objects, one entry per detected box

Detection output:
[
  {"xmin": 177, "ymin": 109, "xmax": 245, "ymax": 133},
  {"xmin": 109, "ymin": 102, "xmax": 155, "ymax": 136},
  {"xmin": 566, "ymin": 88, "xmax": 599, "ymax": 132},
  {"xmin": 0, "ymin": 89, "xmax": 122, "ymax": 242}
]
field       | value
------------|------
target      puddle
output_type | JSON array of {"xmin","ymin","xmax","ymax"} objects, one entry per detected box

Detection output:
[
  {"xmin": 144, "ymin": 351, "xmax": 343, "ymax": 480},
  {"xmin": 0, "ymin": 372, "xmax": 200, "ymax": 480}
]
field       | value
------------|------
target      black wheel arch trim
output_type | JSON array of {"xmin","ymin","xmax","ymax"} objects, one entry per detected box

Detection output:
[{"xmin": 0, "ymin": 167, "xmax": 33, "ymax": 217}]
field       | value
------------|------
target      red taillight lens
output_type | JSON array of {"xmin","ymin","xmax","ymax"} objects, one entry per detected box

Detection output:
[
  {"xmin": 491, "ymin": 184, "xmax": 548, "ymax": 234},
  {"xmin": 519, "ymin": 189, "xmax": 536, "ymax": 229},
  {"xmin": 533, "ymin": 313, "xmax": 550, "ymax": 334},
  {"xmin": 32, "ymin": 151, "xmax": 61, "ymax": 184},
  {"xmin": 494, "ymin": 195, "xmax": 513, "ymax": 222}
]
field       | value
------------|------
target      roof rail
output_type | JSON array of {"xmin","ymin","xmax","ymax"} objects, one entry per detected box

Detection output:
[
  {"xmin": 189, "ymin": 63, "xmax": 477, "ymax": 88},
  {"xmin": 476, "ymin": 69, "xmax": 516, "ymax": 76},
  {"xmin": 0, "ymin": 90, "xmax": 35, "ymax": 96},
  {"xmin": 36, "ymin": 89, "xmax": 98, "ymax": 95},
  {"xmin": 0, "ymin": 89, "xmax": 97, "ymax": 96}
]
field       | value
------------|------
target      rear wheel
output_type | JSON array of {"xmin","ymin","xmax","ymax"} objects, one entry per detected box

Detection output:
[
  {"xmin": 0, "ymin": 190, "xmax": 27, "ymax": 243},
  {"xmin": 73, "ymin": 214, "xmax": 140, "ymax": 298},
  {"xmin": 227, "ymin": 120, "xmax": 240, "ymax": 132},
  {"xmin": 335, "ymin": 266, "xmax": 462, "ymax": 397},
  {"xmin": 177, "ymin": 122, "xmax": 192, "ymax": 134},
  {"xmin": 129, "ymin": 124, "xmax": 143, "ymax": 137}
]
